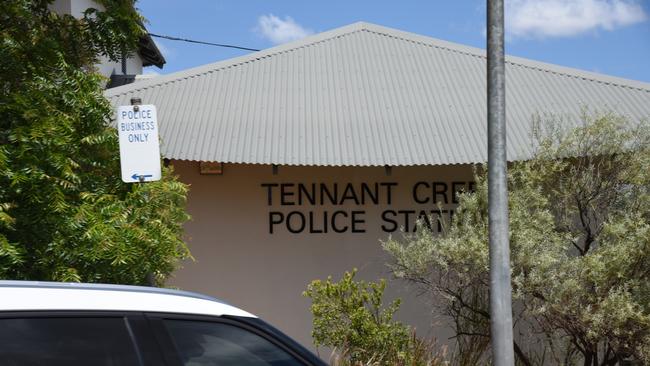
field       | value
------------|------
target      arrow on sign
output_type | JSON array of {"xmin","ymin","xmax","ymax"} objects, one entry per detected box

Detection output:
[{"xmin": 131, "ymin": 174, "xmax": 153, "ymax": 181}]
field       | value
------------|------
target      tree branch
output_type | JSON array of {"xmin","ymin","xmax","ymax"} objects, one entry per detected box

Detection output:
[{"xmin": 513, "ymin": 340, "xmax": 533, "ymax": 366}]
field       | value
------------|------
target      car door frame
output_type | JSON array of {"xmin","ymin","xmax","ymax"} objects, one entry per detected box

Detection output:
[
  {"xmin": 144, "ymin": 312, "xmax": 326, "ymax": 366},
  {"xmin": 0, "ymin": 310, "xmax": 167, "ymax": 366},
  {"xmin": 0, "ymin": 310, "xmax": 327, "ymax": 366}
]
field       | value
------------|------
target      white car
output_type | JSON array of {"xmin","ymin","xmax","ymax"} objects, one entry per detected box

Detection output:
[{"xmin": 0, "ymin": 281, "xmax": 326, "ymax": 366}]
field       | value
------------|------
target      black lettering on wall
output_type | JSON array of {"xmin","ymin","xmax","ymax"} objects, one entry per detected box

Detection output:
[
  {"xmin": 261, "ymin": 183, "xmax": 278, "ymax": 205},
  {"xmin": 269, "ymin": 211, "xmax": 283, "ymax": 234},
  {"xmin": 286, "ymin": 211, "xmax": 306, "ymax": 233},
  {"xmin": 381, "ymin": 182, "xmax": 398, "ymax": 204},
  {"xmin": 433, "ymin": 182, "xmax": 448, "ymax": 204},
  {"xmin": 331, "ymin": 211, "xmax": 349, "ymax": 233},
  {"xmin": 413, "ymin": 181, "xmax": 430, "ymax": 204},
  {"xmin": 451, "ymin": 181, "xmax": 466, "ymax": 204},
  {"xmin": 308, "ymin": 211, "xmax": 324, "ymax": 233},
  {"xmin": 341, "ymin": 183, "xmax": 360, "ymax": 205},
  {"xmin": 320, "ymin": 184, "xmax": 338, "ymax": 205},
  {"xmin": 416, "ymin": 210, "xmax": 432, "ymax": 232},
  {"xmin": 262, "ymin": 180, "xmax": 475, "ymax": 235},
  {"xmin": 398, "ymin": 210, "xmax": 416, "ymax": 232},
  {"xmin": 351, "ymin": 211, "xmax": 366, "ymax": 233},
  {"xmin": 299, "ymin": 183, "xmax": 316, "ymax": 205},
  {"xmin": 281, "ymin": 183, "xmax": 295, "ymax": 205},
  {"xmin": 381, "ymin": 210, "xmax": 398, "ymax": 232},
  {"xmin": 361, "ymin": 183, "xmax": 379, "ymax": 204}
]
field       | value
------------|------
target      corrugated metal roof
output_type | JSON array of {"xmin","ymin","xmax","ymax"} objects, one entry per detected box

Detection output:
[{"xmin": 105, "ymin": 22, "xmax": 650, "ymax": 166}]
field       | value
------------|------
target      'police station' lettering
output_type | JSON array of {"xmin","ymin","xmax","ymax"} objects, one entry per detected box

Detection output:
[{"xmin": 261, "ymin": 181, "xmax": 475, "ymax": 235}]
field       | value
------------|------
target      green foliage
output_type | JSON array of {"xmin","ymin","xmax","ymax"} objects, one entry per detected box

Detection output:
[
  {"xmin": 0, "ymin": 1, "xmax": 190, "ymax": 285},
  {"xmin": 304, "ymin": 269, "xmax": 447, "ymax": 366},
  {"xmin": 383, "ymin": 112, "xmax": 650, "ymax": 365}
]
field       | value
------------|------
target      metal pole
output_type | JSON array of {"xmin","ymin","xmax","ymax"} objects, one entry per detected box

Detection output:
[
  {"xmin": 130, "ymin": 97, "xmax": 155, "ymax": 287},
  {"xmin": 487, "ymin": 0, "xmax": 514, "ymax": 365}
]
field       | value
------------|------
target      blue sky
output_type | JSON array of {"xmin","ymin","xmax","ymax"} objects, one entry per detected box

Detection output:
[{"xmin": 138, "ymin": 0, "xmax": 650, "ymax": 83}]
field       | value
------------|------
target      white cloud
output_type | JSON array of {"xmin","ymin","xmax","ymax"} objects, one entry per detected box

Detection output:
[
  {"xmin": 256, "ymin": 14, "xmax": 313, "ymax": 44},
  {"xmin": 506, "ymin": 0, "xmax": 647, "ymax": 38}
]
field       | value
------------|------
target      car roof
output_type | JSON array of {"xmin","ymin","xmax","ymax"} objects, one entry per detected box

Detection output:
[{"xmin": 0, "ymin": 281, "xmax": 255, "ymax": 318}]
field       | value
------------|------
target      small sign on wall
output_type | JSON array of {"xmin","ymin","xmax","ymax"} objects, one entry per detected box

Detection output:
[{"xmin": 200, "ymin": 162, "xmax": 224, "ymax": 175}]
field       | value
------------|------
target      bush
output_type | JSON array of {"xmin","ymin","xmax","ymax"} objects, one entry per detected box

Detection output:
[
  {"xmin": 304, "ymin": 269, "xmax": 447, "ymax": 366},
  {"xmin": 383, "ymin": 112, "xmax": 650, "ymax": 365}
]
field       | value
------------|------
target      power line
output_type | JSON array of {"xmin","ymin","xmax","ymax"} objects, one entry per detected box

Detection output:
[{"xmin": 148, "ymin": 33, "xmax": 260, "ymax": 52}]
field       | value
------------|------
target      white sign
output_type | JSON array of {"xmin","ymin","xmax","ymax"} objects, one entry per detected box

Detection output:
[{"xmin": 117, "ymin": 104, "xmax": 161, "ymax": 183}]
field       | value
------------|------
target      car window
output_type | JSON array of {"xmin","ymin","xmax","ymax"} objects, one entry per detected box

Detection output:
[
  {"xmin": 164, "ymin": 319, "xmax": 304, "ymax": 366},
  {"xmin": 0, "ymin": 317, "xmax": 141, "ymax": 366}
]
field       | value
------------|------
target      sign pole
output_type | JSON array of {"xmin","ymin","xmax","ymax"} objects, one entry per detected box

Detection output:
[
  {"xmin": 487, "ymin": 0, "xmax": 515, "ymax": 365},
  {"xmin": 129, "ymin": 97, "xmax": 147, "ymax": 184},
  {"xmin": 129, "ymin": 97, "xmax": 155, "ymax": 287}
]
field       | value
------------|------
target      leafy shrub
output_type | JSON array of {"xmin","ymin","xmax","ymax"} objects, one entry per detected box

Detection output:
[
  {"xmin": 304, "ymin": 269, "xmax": 447, "ymax": 366},
  {"xmin": 383, "ymin": 112, "xmax": 650, "ymax": 365}
]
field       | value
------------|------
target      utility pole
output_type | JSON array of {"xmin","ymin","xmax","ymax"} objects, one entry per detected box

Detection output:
[{"xmin": 487, "ymin": 0, "xmax": 515, "ymax": 365}]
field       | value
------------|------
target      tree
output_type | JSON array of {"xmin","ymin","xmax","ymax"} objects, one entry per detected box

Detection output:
[
  {"xmin": 383, "ymin": 112, "xmax": 650, "ymax": 365},
  {"xmin": 0, "ymin": 0, "xmax": 190, "ymax": 285}
]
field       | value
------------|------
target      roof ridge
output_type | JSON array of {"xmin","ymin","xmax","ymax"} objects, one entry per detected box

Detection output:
[
  {"xmin": 106, "ymin": 23, "xmax": 368, "ymax": 97},
  {"xmin": 354, "ymin": 23, "xmax": 650, "ymax": 93},
  {"xmin": 106, "ymin": 21, "xmax": 650, "ymax": 98},
  {"xmin": 103, "ymin": 22, "xmax": 650, "ymax": 167}
]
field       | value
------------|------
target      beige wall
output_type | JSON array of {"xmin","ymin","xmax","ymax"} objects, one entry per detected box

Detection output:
[{"xmin": 168, "ymin": 161, "xmax": 475, "ymax": 350}]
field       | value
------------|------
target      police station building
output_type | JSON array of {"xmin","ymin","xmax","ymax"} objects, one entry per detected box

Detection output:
[{"xmin": 107, "ymin": 23, "xmax": 650, "ymax": 348}]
